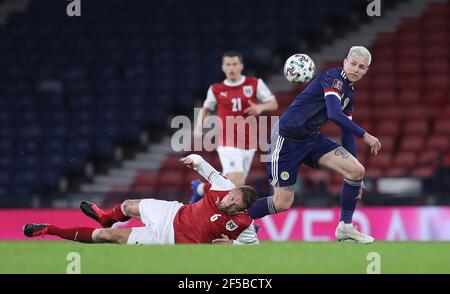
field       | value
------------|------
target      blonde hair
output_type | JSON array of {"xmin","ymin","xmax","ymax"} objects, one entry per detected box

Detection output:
[{"xmin": 347, "ymin": 46, "xmax": 372, "ymax": 66}]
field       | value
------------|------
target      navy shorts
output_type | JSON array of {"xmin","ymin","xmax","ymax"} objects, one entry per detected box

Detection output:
[{"xmin": 267, "ymin": 132, "xmax": 340, "ymax": 187}]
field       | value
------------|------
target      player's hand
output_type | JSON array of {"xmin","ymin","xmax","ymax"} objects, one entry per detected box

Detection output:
[
  {"xmin": 179, "ymin": 157, "xmax": 197, "ymax": 170},
  {"xmin": 212, "ymin": 234, "xmax": 233, "ymax": 244},
  {"xmin": 363, "ymin": 132, "xmax": 382, "ymax": 155},
  {"xmin": 244, "ymin": 101, "xmax": 263, "ymax": 116}
]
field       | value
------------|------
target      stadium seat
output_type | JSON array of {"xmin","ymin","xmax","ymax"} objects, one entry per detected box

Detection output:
[
  {"xmin": 393, "ymin": 152, "xmax": 417, "ymax": 169},
  {"xmin": 410, "ymin": 166, "xmax": 435, "ymax": 178},
  {"xmin": 368, "ymin": 154, "xmax": 391, "ymax": 168},
  {"xmin": 403, "ymin": 120, "xmax": 428, "ymax": 136},
  {"xmin": 427, "ymin": 136, "xmax": 449, "ymax": 152},
  {"xmin": 400, "ymin": 136, "xmax": 425, "ymax": 152},
  {"xmin": 434, "ymin": 120, "xmax": 450, "ymax": 135}
]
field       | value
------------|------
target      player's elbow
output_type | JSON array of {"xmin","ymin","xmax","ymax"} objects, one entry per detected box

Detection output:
[{"xmin": 327, "ymin": 111, "xmax": 340, "ymax": 123}]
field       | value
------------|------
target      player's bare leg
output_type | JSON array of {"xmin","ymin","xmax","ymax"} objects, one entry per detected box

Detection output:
[
  {"xmin": 317, "ymin": 146, "xmax": 364, "ymax": 181},
  {"xmin": 272, "ymin": 184, "xmax": 295, "ymax": 212},
  {"xmin": 93, "ymin": 228, "xmax": 132, "ymax": 244},
  {"xmin": 317, "ymin": 146, "xmax": 374, "ymax": 243},
  {"xmin": 120, "ymin": 199, "xmax": 142, "ymax": 220},
  {"xmin": 226, "ymin": 172, "xmax": 246, "ymax": 187}
]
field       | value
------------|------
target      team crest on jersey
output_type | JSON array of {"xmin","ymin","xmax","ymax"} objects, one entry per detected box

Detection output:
[
  {"xmin": 243, "ymin": 85, "xmax": 253, "ymax": 98},
  {"xmin": 341, "ymin": 97, "xmax": 350, "ymax": 110},
  {"xmin": 280, "ymin": 171, "xmax": 290, "ymax": 181},
  {"xmin": 226, "ymin": 220, "xmax": 238, "ymax": 231},
  {"xmin": 332, "ymin": 79, "xmax": 343, "ymax": 91}
]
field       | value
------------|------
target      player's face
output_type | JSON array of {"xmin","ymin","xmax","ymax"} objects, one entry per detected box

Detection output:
[
  {"xmin": 218, "ymin": 189, "xmax": 246, "ymax": 215},
  {"xmin": 222, "ymin": 56, "xmax": 244, "ymax": 82},
  {"xmin": 343, "ymin": 55, "xmax": 369, "ymax": 82}
]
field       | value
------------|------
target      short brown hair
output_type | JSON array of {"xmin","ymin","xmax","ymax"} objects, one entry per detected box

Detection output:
[
  {"xmin": 238, "ymin": 185, "xmax": 257, "ymax": 209},
  {"xmin": 222, "ymin": 50, "xmax": 243, "ymax": 64}
]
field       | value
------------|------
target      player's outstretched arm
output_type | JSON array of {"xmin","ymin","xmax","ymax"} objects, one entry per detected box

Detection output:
[
  {"xmin": 180, "ymin": 154, "xmax": 234, "ymax": 190},
  {"xmin": 327, "ymin": 96, "xmax": 381, "ymax": 155}
]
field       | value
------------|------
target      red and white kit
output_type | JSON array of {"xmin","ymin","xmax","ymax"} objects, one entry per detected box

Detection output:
[
  {"xmin": 127, "ymin": 154, "xmax": 259, "ymax": 245},
  {"xmin": 203, "ymin": 76, "xmax": 275, "ymax": 175}
]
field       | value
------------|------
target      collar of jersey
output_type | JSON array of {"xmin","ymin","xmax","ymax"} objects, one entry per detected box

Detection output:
[
  {"xmin": 340, "ymin": 70, "xmax": 354, "ymax": 90},
  {"xmin": 224, "ymin": 76, "xmax": 246, "ymax": 87}
]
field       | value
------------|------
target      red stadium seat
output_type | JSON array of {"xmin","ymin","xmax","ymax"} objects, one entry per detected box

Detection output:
[
  {"xmin": 162, "ymin": 155, "xmax": 184, "ymax": 170},
  {"xmin": 434, "ymin": 119, "xmax": 450, "ymax": 135},
  {"xmin": 398, "ymin": 75, "xmax": 423, "ymax": 89},
  {"xmin": 427, "ymin": 135, "xmax": 449, "ymax": 152},
  {"xmin": 375, "ymin": 32, "xmax": 397, "ymax": 46},
  {"xmin": 132, "ymin": 171, "xmax": 158, "ymax": 189},
  {"xmin": 418, "ymin": 150, "xmax": 440, "ymax": 167},
  {"xmin": 400, "ymin": 136, "xmax": 425, "ymax": 152},
  {"xmin": 393, "ymin": 152, "xmax": 417, "ymax": 168},
  {"xmin": 398, "ymin": 17, "xmax": 422, "ymax": 32},
  {"xmin": 365, "ymin": 167, "xmax": 383, "ymax": 178},
  {"xmin": 426, "ymin": 74, "xmax": 448, "ymax": 90},
  {"xmin": 399, "ymin": 30, "xmax": 422, "ymax": 46},
  {"xmin": 398, "ymin": 60, "xmax": 421, "ymax": 75},
  {"xmin": 386, "ymin": 167, "xmax": 407, "ymax": 177},
  {"xmin": 158, "ymin": 171, "xmax": 185, "ymax": 188},
  {"xmin": 320, "ymin": 121, "xmax": 341, "ymax": 138},
  {"xmin": 371, "ymin": 61, "xmax": 395, "ymax": 74},
  {"xmin": 402, "ymin": 106, "xmax": 434, "ymax": 120},
  {"xmin": 399, "ymin": 45, "xmax": 421, "ymax": 58},
  {"xmin": 378, "ymin": 136, "xmax": 395, "ymax": 153},
  {"xmin": 368, "ymin": 154, "xmax": 391, "ymax": 168},
  {"xmin": 425, "ymin": 45, "xmax": 449, "ymax": 58},
  {"xmin": 372, "ymin": 76, "xmax": 395, "ymax": 90},
  {"xmin": 403, "ymin": 120, "xmax": 428, "ymax": 136},
  {"xmin": 372, "ymin": 90, "xmax": 395, "ymax": 106},
  {"xmin": 398, "ymin": 89, "xmax": 421, "ymax": 105},
  {"xmin": 375, "ymin": 120, "xmax": 400, "ymax": 136},
  {"xmin": 410, "ymin": 166, "xmax": 435, "ymax": 178}
]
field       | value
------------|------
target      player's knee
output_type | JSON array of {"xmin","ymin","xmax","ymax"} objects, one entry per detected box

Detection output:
[
  {"xmin": 97, "ymin": 229, "xmax": 113, "ymax": 242},
  {"xmin": 121, "ymin": 199, "xmax": 133, "ymax": 216},
  {"xmin": 347, "ymin": 164, "xmax": 365, "ymax": 180},
  {"xmin": 273, "ymin": 191, "xmax": 294, "ymax": 212}
]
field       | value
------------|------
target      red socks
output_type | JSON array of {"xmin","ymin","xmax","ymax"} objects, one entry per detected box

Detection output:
[
  {"xmin": 47, "ymin": 225, "xmax": 95, "ymax": 243},
  {"xmin": 100, "ymin": 204, "xmax": 131, "ymax": 226}
]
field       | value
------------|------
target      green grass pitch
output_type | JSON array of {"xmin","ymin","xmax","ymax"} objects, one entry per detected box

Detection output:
[{"xmin": 1, "ymin": 241, "xmax": 449, "ymax": 274}]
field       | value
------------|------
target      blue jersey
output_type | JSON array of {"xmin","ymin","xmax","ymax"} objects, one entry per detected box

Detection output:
[{"xmin": 279, "ymin": 67, "xmax": 357, "ymax": 140}]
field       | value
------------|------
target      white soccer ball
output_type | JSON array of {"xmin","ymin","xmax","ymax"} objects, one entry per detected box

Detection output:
[{"xmin": 283, "ymin": 53, "xmax": 315, "ymax": 83}]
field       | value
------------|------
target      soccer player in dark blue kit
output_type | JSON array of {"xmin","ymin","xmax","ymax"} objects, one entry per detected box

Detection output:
[{"xmin": 248, "ymin": 46, "xmax": 381, "ymax": 243}]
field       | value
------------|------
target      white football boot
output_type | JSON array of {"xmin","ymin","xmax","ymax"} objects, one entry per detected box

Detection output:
[{"xmin": 335, "ymin": 221, "xmax": 375, "ymax": 244}]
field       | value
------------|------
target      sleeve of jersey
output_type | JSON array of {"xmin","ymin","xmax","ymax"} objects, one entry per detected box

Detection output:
[
  {"xmin": 202, "ymin": 86, "xmax": 217, "ymax": 111},
  {"xmin": 341, "ymin": 129, "xmax": 357, "ymax": 157},
  {"xmin": 341, "ymin": 103, "xmax": 357, "ymax": 156},
  {"xmin": 321, "ymin": 74, "xmax": 344, "ymax": 102},
  {"xmin": 326, "ymin": 96, "xmax": 365, "ymax": 137},
  {"xmin": 232, "ymin": 223, "xmax": 260, "ymax": 245},
  {"xmin": 186, "ymin": 154, "xmax": 235, "ymax": 191},
  {"xmin": 256, "ymin": 79, "xmax": 276, "ymax": 103}
]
